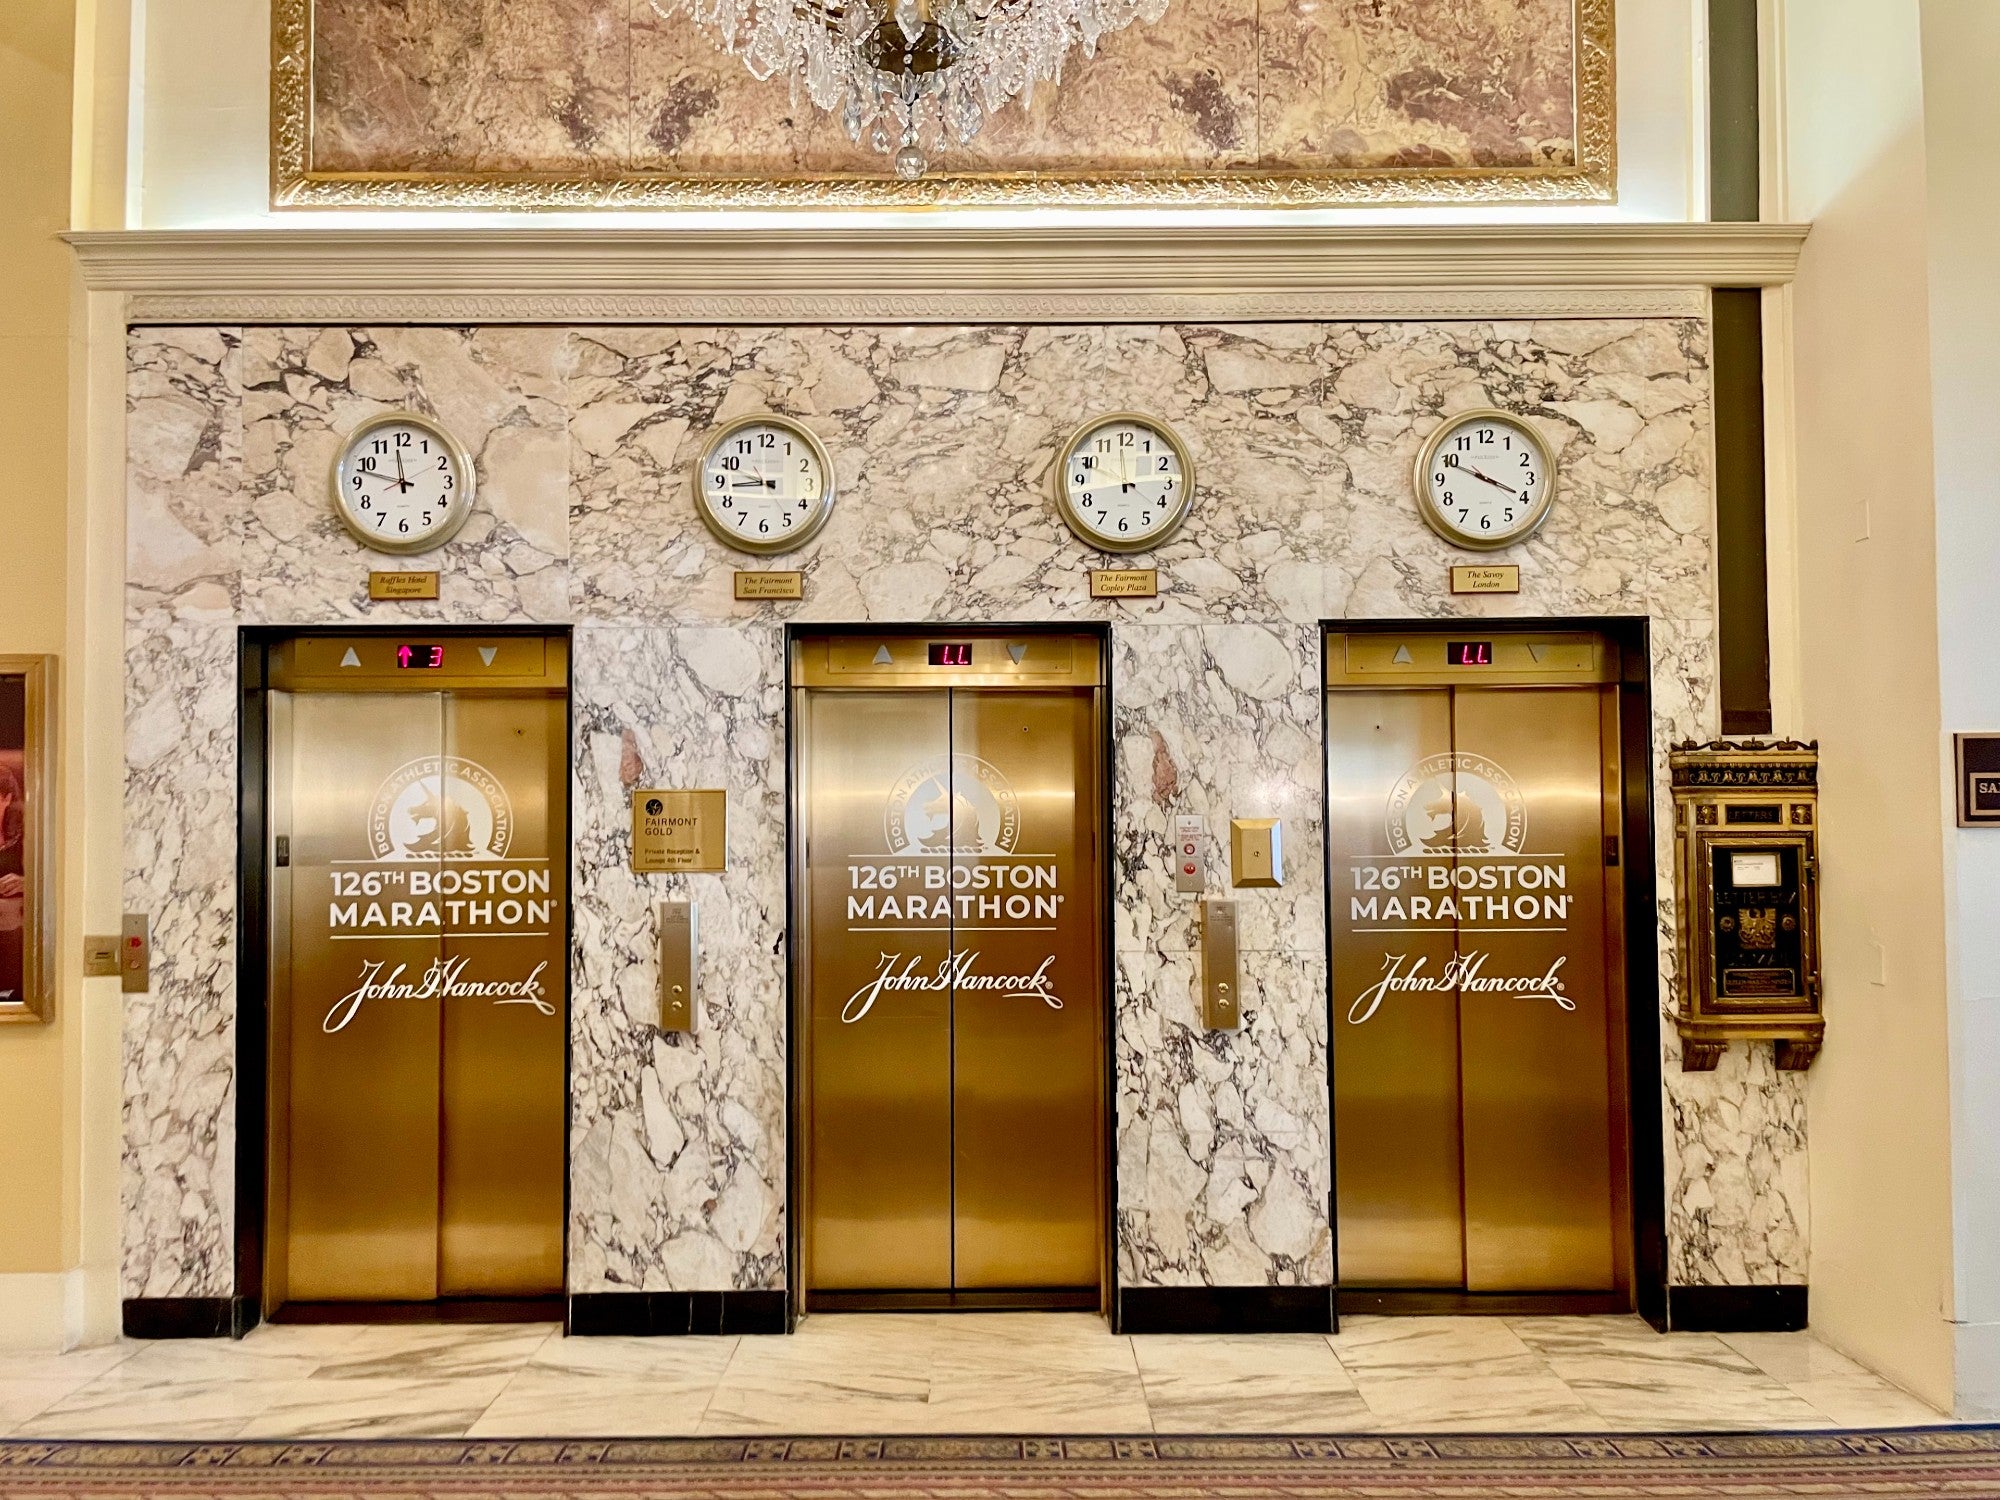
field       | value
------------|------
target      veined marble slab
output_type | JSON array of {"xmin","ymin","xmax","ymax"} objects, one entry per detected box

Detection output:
[{"xmin": 120, "ymin": 315, "xmax": 1799, "ymax": 1304}]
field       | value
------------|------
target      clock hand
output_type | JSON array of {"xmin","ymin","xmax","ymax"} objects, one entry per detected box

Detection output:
[
  {"xmin": 393, "ymin": 449, "xmax": 416, "ymax": 493},
  {"xmin": 1458, "ymin": 463, "xmax": 1520, "ymax": 497}
]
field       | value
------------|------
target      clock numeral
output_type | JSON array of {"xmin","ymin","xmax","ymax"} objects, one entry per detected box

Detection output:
[{"xmin": 395, "ymin": 431, "xmax": 412, "ymax": 449}]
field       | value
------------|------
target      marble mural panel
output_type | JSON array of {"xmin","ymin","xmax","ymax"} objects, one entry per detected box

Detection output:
[
  {"xmin": 299, "ymin": 0, "xmax": 1591, "ymax": 189},
  {"xmin": 122, "ymin": 314, "xmax": 1787, "ymax": 1306}
]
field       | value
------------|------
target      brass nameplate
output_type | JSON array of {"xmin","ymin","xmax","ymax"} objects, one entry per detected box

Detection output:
[
  {"xmin": 1449, "ymin": 564, "xmax": 1521, "ymax": 595},
  {"xmin": 1089, "ymin": 569, "xmax": 1158, "ymax": 599},
  {"xmin": 369, "ymin": 570, "xmax": 440, "ymax": 601},
  {"xmin": 734, "ymin": 571, "xmax": 804, "ymax": 601},
  {"xmin": 632, "ymin": 789, "xmax": 728, "ymax": 873}
]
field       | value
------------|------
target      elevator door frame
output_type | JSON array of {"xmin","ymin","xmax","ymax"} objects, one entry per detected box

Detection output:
[
  {"xmin": 233, "ymin": 626, "xmax": 575, "ymax": 1332},
  {"xmin": 783, "ymin": 624, "xmax": 1118, "ymax": 1320},
  {"xmin": 1321, "ymin": 619, "xmax": 1668, "ymax": 1331}
]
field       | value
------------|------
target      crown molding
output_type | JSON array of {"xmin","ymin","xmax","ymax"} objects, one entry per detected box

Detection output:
[{"xmin": 67, "ymin": 223, "xmax": 1808, "ymax": 325}]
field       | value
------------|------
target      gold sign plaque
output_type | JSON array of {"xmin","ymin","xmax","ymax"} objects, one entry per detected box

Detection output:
[
  {"xmin": 369, "ymin": 570, "xmax": 441, "ymax": 601},
  {"xmin": 1089, "ymin": 569, "xmax": 1159, "ymax": 599},
  {"xmin": 1449, "ymin": 564, "xmax": 1521, "ymax": 595},
  {"xmin": 734, "ymin": 570, "xmax": 805, "ymax": 601},
  {"xmin": 632, "ymin": 789, "xmax": 728, "ymax": 873}
]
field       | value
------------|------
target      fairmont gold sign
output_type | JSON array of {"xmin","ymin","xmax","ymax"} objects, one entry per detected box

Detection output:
[
  {"xmin": 1089, "ymin": 569, "xmax": 1158, "ymax": 599},
  {"xmin": 632, "ymin": 789, "xmax": 728, "ymax": 873},
  {"xmin": 1449, "ymin": 565, "xmax": 1521, "ymax": 595},
  {"xmin": 368, "ymin": 570, "xmax": 441, "ymax": 601},
  {"xmin": 734, "ymin": 570, "xmax": 804, "ymax": 601}
]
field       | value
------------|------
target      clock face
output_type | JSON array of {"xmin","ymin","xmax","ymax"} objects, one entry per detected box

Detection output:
[
  {"xmin": 1415, "ymin": 410, "xmax": 1556, "ymax": 550},
  {"xmin": 331, "ymin": 413, "xmax": 474, "ymax": 555},
  {"xmin": 1056, "ymin": 414, "xmax": 1194, "ymax": 553},
  {"xmin": 693, "ymin": 416, "xmax": 836, "ymax": 554}
]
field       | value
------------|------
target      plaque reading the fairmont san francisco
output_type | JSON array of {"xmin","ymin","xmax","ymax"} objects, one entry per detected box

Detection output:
[{"xmin": 632, "ymin": 789, "xmax": 728, "ymax": 873}]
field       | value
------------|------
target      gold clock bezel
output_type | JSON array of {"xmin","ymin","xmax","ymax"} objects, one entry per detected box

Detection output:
[
  {"xmin": 1412, "ymin": 408, "xmax": 1558, "ymax": 553},
  {"xmin": 691, "ymin": 413, "xmax": 839, "ymax": 557},
  {"xmin": 1053, "ymin": 411, "xmax": 1198, "ymax": 555},
  {"xmin": 329, "ymin": 409, "xmax": 477, "ymax": 556}
]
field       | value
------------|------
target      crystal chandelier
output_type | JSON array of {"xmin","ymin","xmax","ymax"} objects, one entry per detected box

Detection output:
[{"xmin": 654, "ymin": 0, "xmax": 1168, "ymax": 176}]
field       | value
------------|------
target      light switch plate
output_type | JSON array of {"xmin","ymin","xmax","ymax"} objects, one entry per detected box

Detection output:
[{"xmin": 82, "ymin": 935, "xmax": 121, "ymax": 979}]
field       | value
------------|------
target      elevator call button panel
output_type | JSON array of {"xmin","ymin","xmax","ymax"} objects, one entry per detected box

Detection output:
[
  {"xmin": 1174, "ymin": 814, "xmax": 1206, "ymax": 893},
  {"xmin": 1669, "ymin": 739, "xmax": 1823, "ymax": 1073}
]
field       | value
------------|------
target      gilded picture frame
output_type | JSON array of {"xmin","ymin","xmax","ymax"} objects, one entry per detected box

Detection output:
[
  {"xmin": 0, "ymin": 655, "xmax": 56, "ymax": 1024},
  {"xmin": 271, "ymin": 0, "xmax": 1614, "ymax": 209}
]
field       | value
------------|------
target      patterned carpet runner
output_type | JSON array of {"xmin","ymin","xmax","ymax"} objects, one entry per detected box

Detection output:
[{"xmin": 3, "ymin": 1429, "xmax": 1999, "ymax": 1498}]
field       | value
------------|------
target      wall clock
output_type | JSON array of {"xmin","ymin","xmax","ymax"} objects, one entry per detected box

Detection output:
[
  {"xmin": 330, "ymin": 411, "xmax": 476, "ymax": 555},
  {"xmin": 1055, "ymin": 412, "xmax": 1195, "ymax": 553},
  {"xmin": 1413, "ymin": 409, "xmax": 1557, "ymax": 551},
  {"xmin": 693, "ymin": 414, "xmax": 837, "ymax": 554}
]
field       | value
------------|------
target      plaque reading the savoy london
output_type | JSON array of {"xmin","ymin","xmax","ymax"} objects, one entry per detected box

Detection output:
[
  {"xmin": 632, "ymin": 789, "xmax": 728, "ymax": 873},
  {"xmin": 1089, "ymin": 569, "xmax": 1159, "ymax": 599},
  {"xmin": 1449, "ymin": 564, "xmax": 1521, "ymax": 595},
  {"xmin": 368, "ymin": 570, "xmax": 440, "ymax": 601},
  {"xmin": 733, "ymin": 570, "xmax": 805, "ymax": 601}
]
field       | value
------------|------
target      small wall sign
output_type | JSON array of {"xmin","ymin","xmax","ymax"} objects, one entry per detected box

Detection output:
[
  {"xmin": 734, "ymin": 570, "xmax": 804, "ymax": 601},
  {"xmin": 1089, "ymin": 569, "xmax": 1159, "ymax": 599},
  {"xmin": 1449, "ymin": 564, "xmax": 1521, "ymax": 595},
  {"xmin": 368, "ymin": 570, "xmax": 441, "ymax": 601},
  {"xmin": 632, "ymin": 789, "xmax": 728, "ymax": 873},
  {"xmin": 1956, "ymin": 735, "xmax": 2000, "ymax": 827}
]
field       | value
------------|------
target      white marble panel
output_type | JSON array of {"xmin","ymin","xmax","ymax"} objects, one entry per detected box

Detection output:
[
  {"xmin": 568, "ymin": 624, "xmax": 788, "ymax": 1292},
  {"xmin": 118, "ymin": 315, "xmax": 1792, "ymax": 1309},
  {"xmin": 239, "ymin": 327, "xmax": 572, "ymax": 625},
  {"xmin": 122, "ymin": 618, "xmax": 238, "ymax": 1298}
]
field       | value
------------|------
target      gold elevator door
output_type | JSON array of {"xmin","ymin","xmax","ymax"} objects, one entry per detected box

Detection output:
[
  {"xmin": 264, "ymin": 635, "xmax": 568, "ymax": 1310},
  {"xmin": 793, "ymin": 635, "xmax": 1106, "ymax": 1306},
  {"xmin": 1327, "ymin": 631, "xmax": 1628, "ymax": 1297}
]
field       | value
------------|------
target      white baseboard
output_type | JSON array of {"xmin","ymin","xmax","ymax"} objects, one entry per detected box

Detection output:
[
  {"xmin": 0, "ymin": 1268, "xmax": 119, "ymax": 1351},
  {"xmin": 1957, "ymin": 1320, "xmax": 2000, "ymax": 1419}
]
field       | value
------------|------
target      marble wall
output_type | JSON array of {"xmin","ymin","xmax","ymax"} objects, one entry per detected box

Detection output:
[
  {"xmin": 301, "ymin": 0, "xmax": 1593, "ymax": 185},
  {"xmin": 124, "ymin": 314, "xmax": 1804, "ymax": 1305}
]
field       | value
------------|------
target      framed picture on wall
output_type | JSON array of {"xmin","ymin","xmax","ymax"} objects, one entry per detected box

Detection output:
[{"xmin": 0, "ymin": 655, "xmax": 54, "ymax": 1023}]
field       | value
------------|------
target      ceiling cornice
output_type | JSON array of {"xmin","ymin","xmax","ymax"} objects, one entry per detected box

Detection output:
[{"xmin": 66, "ymin": 222, "xmax": 1809, "ymax": 325}]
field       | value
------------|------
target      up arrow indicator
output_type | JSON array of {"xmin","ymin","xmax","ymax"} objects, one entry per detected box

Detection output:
[
  {"xmin": 1008, "ymin": 643, "xmax": 1027, "ymax": 664},
  {"xmin": 340, "ymin": 647, "xmax": 361, "ymax": 668},
  {"xmin": 873, "ymin": 645, "xmax": 894, "ymax": 665},
  {"xmin": 1392, "ymin": 644, "xmax": 1415, "ymax": 665},
  {"xmin": 478, "ymin": 646, "xmax": 498, "ymax": 666}
]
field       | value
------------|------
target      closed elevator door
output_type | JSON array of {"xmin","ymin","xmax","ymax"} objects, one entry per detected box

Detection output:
[
  {"xmin": 1326, "ymin": 630, "xmax": 1630, "ymax": 1298},
  {"xmin": 262, "ymin": 634, "xmax": 568, "ymax": 1311},
  {"xmin": 793, "ymin": 634, "xmax": 1107, "ymax": 1308}
]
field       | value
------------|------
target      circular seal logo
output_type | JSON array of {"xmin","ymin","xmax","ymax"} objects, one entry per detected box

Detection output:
[
  {"xmin": 369, "ymin": 756, "xmax": 513, "ymax": 861},
  {"xmin": 1385, "ymin": 752, "xmax": 1526, "ymax": 856},
  {"xmin": 885, "ymin": 754, "xmax": 1020, "ymax": 856}
]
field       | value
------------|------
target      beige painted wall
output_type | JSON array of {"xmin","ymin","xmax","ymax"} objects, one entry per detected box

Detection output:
[
  {"xmin": 1778, "ymin": 0, "xmax": 1958, "ymax": 1412},
  {"xmin": 0, "ymin": 0, "xmax": 79, "ymax": 1287},
  {"xmin": 0, "ymin": 0, "xmax": 128, "ymax": 1349}
]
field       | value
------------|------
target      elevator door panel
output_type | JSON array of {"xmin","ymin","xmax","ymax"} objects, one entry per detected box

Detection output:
[
  {"xmin": 437, "ymin": 692, "xmax": 568, "ymax": 1296},
  {"xmin": 1327, "ymin": 650, "xmax": 1625, "ymax": 1299},
  {"xmin": 284, "ymin": 693, "xmax": 445, "ymax": 1302},
  {"xmin": 802, "ymin": 690, "xmax": 955, "ymax": 1292},
  {"xmin": 1452, "ymin": 687, "xmax": 1616, "ymax": 1292},
  {"xmin": 1329, "ymin": 690, "xmax": 1465, "ymax": 1288},
  {"xmin": 950, "ymin": 689, "xmax": 1101, "ymax": 1290}
]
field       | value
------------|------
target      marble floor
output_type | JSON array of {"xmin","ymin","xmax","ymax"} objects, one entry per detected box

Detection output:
[{"xmin": 0, "ymin": 1314, "xmax": 1949, "ymax": 1441}]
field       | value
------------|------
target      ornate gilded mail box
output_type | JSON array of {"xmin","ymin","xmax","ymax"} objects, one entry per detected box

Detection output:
[{"xmin": 1669, "ymin": 740, "xmax": 1824, "ymax": 1072}]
